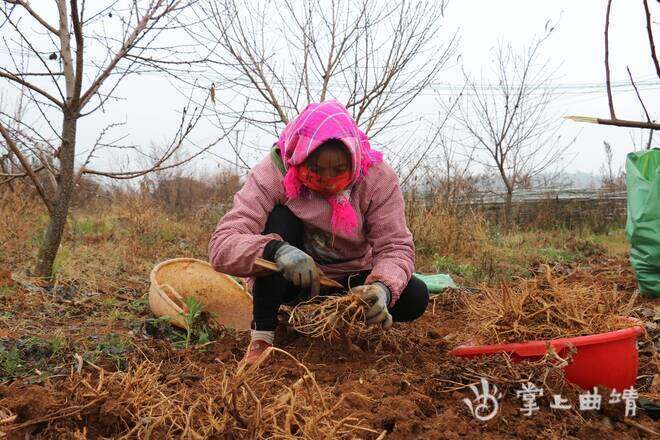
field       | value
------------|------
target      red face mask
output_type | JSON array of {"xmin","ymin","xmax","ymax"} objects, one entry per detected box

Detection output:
[{"xmin": 298, "ymin": 165, "xmax": 352, "ymax": 197}]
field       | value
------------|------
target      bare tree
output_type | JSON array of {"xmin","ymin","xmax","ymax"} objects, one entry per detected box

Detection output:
[
  {"xmin": 424, "ymin": 131, "xmax": 478, "ymax": 205},
  {"xmin": 0, "ymin": 1, "xmax": 224, "ymax": 278},
  {"xmin": 566, "ymin": 0, "xmax": 659, "ymax": 133},
  {"xmin": 402, "ymin": 128, "xmax": 479, "ymax": 211},
  {"xmin": 600, "ymin": 141, "xmax": 625, "ymax": 190},
  {"xmin": 450, "ymin": 36, "xmax": 576, "ymax": 228},
  {"xmin": 185, "ymin": 0, "xmax": 457, "ymax": 143}
]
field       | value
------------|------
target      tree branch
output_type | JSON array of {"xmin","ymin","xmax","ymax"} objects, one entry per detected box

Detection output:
[
  {"xmin": 70, "ymin": 0, "xmax": 85, "ymax": 103},
  {"xmin": 564, "ymin": 115, "xmax": 660, "ymax": 130},
  {"xmin": 642, "ymin": 0, "xmax": 660, "ymax": 78},
  {"xmin": 0, "ymin": 165, "xmax": 46, "ymax": 186},
  {"xmin": 79, "ymin": 0, "xmax": 167, "ymax": 107},
  {"xmin": 0, "ymin": 71, "xmax": 63, "ymax": 107},
  {"xmin": 604, "ymin": 0, "xmax": 616, "ymax": 119},
  {"xmin": 0, "ymin": 122, "xmax": 53, "ymax": 213},
  {"xmin": 6, "ymin": 0, "xmax": 58, "ymax": 34},
  {"xmin": 626, "ymin": 66, "xmax": 652, "ymax": 124},
  {"xmin": 14, "ymin": 72, "xmax": 65, "ymax": 77},
  {"xmin": 56, "ymin": 0, "xmax": 76, "ymax": 103},
  {"xmin": 82, "ymin": 92, "xmax": 239, "ymax": 179}
]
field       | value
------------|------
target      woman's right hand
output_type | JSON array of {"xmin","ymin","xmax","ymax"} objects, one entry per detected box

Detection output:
[{"xmin": 274, "ymin": 243, "xmax": 320, "ymax": 297}]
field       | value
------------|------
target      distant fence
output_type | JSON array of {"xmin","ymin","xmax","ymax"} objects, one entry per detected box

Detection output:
[{"xmin": 418, "ymin": 187, "xmax": 627, "ymax": 231}]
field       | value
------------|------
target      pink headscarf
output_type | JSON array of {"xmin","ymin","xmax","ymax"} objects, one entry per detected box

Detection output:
[{"xmin": 275, "ymin": 100, "xmax": 383, "ymax": 236}]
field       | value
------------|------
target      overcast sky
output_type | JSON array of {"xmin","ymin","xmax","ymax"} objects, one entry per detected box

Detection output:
[
  {"xmin": 449, "ymin": 0, "xmax": 659, "ymax": 172},
  {"xmin": 2, "ymin": 1, "xmax": 659, "ymax": 180}
]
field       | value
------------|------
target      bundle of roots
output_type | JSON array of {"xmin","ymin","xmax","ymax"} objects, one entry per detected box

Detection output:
[
  {"xmin": 287, "ymin": 293, "xmax": 408, "ymax": 353},
  {"xmin": 459, "ymin": 265, "xmax": 640, "ymax": 345},
  {"xmin": 288, "ymin": 293, "xmax": 370, "ymax": 341}
]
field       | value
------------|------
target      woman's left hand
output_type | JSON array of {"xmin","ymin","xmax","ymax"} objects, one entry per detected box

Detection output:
[{"xmin": 353, "ymin": 282, "xmax": 393, "ymax": 329}]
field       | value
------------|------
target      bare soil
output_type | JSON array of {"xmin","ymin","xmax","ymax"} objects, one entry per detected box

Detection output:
[{"xmin": 0, "ymin": 257, "xmax": 658, "ymax": 439}]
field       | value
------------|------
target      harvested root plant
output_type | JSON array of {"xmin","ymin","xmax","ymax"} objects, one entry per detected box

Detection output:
[
  {"xmin": 288, "ymin": 293, "xmax": 370, "ymax": 341},
  {"xmin": 459, "ymin": 265, "xmax": 640, "ymax": 345}
]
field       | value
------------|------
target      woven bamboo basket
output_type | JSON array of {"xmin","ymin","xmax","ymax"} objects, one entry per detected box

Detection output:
[{"xmin": 149, "ymin": 258, "xmax": 252, "ymax": 331}]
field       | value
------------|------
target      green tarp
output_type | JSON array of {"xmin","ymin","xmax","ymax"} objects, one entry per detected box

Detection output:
[
  {"xmin": 414, "ymin": 273, "xmax": 458, "ymax": 293},
  {"xmin": 625, "ymin": 149, "xmax": 660, "ymax": 298}
]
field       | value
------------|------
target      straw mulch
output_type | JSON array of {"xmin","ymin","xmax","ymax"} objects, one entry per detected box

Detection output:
[
  {"xmin": 459, "ymin": 265, "xmax": 640, "ymax": 345},
  {"xmin": 1, "ymin": 350, "xmax": 378, "ymax": 439},
  {"xmin": 439, "ymin": 344, "xmax": 576, "ymax": 396}
]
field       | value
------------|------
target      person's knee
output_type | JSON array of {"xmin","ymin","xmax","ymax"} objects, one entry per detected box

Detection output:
[
  {"xmin": 391, "ymin": 276, "xmax": 429, "ymax": 322},
  {"xmin": 407, "ymin": 276, "xmax": 429, "ymax": 320}
]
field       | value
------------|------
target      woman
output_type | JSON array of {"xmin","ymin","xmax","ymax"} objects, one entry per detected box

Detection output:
[{"xmin": 209, "ymin": 100, "xmax": 428, "ymax": 364}]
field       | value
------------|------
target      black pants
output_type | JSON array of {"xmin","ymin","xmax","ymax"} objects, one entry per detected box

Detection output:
[{"xmin": 252, "ymin": 205, "xmax": 429, "ymax": 331}]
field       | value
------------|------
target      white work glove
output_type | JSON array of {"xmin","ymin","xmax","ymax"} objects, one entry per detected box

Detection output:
[
  {"xmin": 354, "ymin": 282, "xmax": 393, "ymax": 329},
  {"xmin": 274, "ymin": 243, "xmax": 320, "ymax": 297}
]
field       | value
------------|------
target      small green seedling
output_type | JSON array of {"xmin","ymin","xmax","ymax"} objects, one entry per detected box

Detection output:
[
  {"xmin": 176, "ymin": 296, "xmax": 216, "ymax": 349},
  {"xmin": 0, "ymin": 345, "xmax": 22, "ymax": 379}
]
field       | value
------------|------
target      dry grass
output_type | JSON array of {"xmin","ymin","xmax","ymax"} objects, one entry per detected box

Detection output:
[
  {"xmin": 1, "ymin": 185, "xmax": 621, "ymax": 294},
  {"xmin": 458, "ymin": 265, "xmax": 640, "ymax": 345},
  {"xmin": 0, "ymin": 189, "xmax": 215, "ymax": 294},
  {"xmin": 439, "ymin": 345, "xmax": 576, "ymax": 397},
  {"xmin": 2, "ymin": 349, "xmax": 377, "ymax": 439},
  {"xmin": 0, "ymin": 187, "xmax": 45, "ymax": 269},
  {"xmin": 406, "ymin": 198, "xmax": 488, "ymax": 270}
]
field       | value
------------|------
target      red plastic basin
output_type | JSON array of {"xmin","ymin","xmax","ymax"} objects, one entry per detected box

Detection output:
[{"xmin": 449, "ymin": 325, "xmax": 645, "ymax": 391}]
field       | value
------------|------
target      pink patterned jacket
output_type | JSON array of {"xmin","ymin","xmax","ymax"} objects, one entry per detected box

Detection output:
[{"xmin": 208, "ymin": 154, "xmax": 415, "ymax": 306}]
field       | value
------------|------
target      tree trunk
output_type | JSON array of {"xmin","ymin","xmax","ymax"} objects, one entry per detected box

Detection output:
[
  {"xmin": 504, "ymin": 189, "xmax": 513, "ymax": 231},
  {"xmin": 34, "ymin": 113, "xmax": 77, "ymax": 278},
  {"xmin": 0, "ymin": 157, "xmax": 15, "ymax": 192}
]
